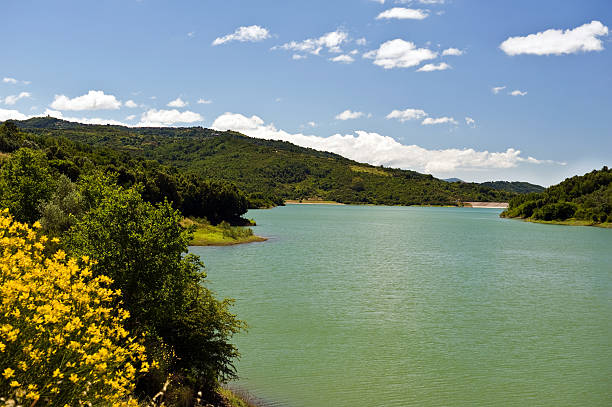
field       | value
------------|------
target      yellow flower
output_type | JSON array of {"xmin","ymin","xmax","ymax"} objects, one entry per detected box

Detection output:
[
  {"xmin": 10, "ymin": 380, "xmax": 20, "ymax": 387},
  {"xmin": 2, "ymin": 367, "xmax": 15, "ymax": 379}
]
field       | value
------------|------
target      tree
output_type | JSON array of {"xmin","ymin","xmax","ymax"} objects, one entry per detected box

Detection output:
[
  {"xmin": 65, "ymin": 178, "xmax": 244, "ymax": 393},
  {"xmin": 0, "ymin": 148, "xmax": 55, "ymax": 224}
]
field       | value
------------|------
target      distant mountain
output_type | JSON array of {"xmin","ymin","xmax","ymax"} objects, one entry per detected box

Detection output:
[
  {"xmin": 443, "ymin": 178, "xmax": 464, "ymax": 183},
  {"xmin": 480, "ymin": 181, "xmax": 545, "ymax": 194},
  {"xmin": 11, "ymin": 117, "xmax": 520, "ymax": 207},
  {"xmin": 502, "ymin": 167, "xmax": 611, "ymax": 224}
]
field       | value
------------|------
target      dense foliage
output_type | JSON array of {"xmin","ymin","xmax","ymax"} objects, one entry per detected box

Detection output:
[
  {"xmin": 501, "ymin": 167, "xmax": 612, "ymax": 223},
  {"xmin": 0, "ymin": 211, "xmax": 148, "ymax": 406},
  {"xmin": 0, "ymin": 121, "xmax": 246, "ymax": 405},
  {"xmin": 13, "ymin": 117, "xmax": 518, "ymax": 206},
  {"xmin": 479, "ymin": 181, "xmax": 545, "ymax": 194},
  {"xmin": 0, "ymin": 121, "xmax": 249, "ymax": 224}
]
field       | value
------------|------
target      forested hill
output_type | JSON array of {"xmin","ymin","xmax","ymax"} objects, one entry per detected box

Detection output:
[
  {"xmin": 13, "ymin": 117, "xmax": 518, "ymax": 206},
  {"xmin": 501, "ymin": 167, "xmax": 612, "ymax": 225},
  {"xmin": 480, "ymin": 181, "xmax": 545, "ymax": 194}
]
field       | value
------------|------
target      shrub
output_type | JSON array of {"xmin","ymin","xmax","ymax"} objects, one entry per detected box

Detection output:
[{"xmin": 0, "ymin": 210, "xmax": 150, "ymax": 406}]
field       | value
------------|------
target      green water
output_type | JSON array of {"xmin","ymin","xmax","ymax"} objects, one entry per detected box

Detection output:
[{"xmin": 191, "ymin": 205, "xmax": 612, "ymax": 407}]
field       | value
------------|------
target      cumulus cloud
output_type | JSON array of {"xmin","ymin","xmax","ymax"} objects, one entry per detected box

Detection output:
[
  {"xmin": 167, "ymin": 97, "xmax": 188, "ymax": 108},
  {"xmin": 124, "ymin": 100, "xmax": 138, "ymax": 108},
  {"xmin": 3, "ymin": 77, "xmax": 30, "ymax": 85},
  {"xmin": 376, "ymin": 8, "xmax": 429, "ymax": 20},
  {"xmin": 137, "ymin": 109, "xmax": 203, "ymax": 127},
  {"xmin": 212, "ymin": 25, "xmax": 271, "ymax": 46},
  {"xmin": 43, "ymin": 109, "xmax": 129, "ymax": 126},
  {"xmin": 356, "ymin": 38, "xmax": 367, "ymax": 46},
  {"xmin": 492, "ymin": 86, "xmax": 506, "ymax": 94},
  {"xmin": 0, "ymin": 108, "xmax": 28, "ymax": 121},
  {"xmin": 417, "ymin": 62, "xmax": 451, "ymax": 71},
  {"xmin": 510, "ymin": 90, "xmax": 527, "ymax": 96},
  {"xmin": 292, "ymin": 54, "xmax": 307, "ymax": 60},
  {"xmin": 273, "ymin": 29, "xmax": 349, "ymax": 55},
  {"xmin": 3, "ymin": 92, "xmax": 31, "ymax": 105},
  {"xmin": 500, "ymin": 20, "xmax": 609, "ymax": 56},
  {"xmin": 386, "ymin": 108, "xmax": 427, "ymax": 122},
  {"xmin": 442, "ymin": 48, "xmax": 463, "ymax": 56},
  {"xmin": 465, "ymin": 117, "xmax": 475, "ymax": 127},
  {"xmin": 211, "ymin": 112, "xmax": 554, "ymax": 174},
  {"xmin": 50, "ymin": 90, "xmax": 122, "ymax": 111},
  {"xmin": 422, "ymin": 116, "xmax": 457, "ymax": 125},
  {"xmin": 330, "ymin": 54, "xmax": 355, "ymax": 63},
  {"xmin": 197, "ymin": 98, "xmax": 212, "ymax": 104},
  {"xmin": 363, "ymin": 39, "xmax": 437, "ymax": 69},
  {"xmin": 335, "ymin": 110, "xmax": 364, "ymax": 120}
]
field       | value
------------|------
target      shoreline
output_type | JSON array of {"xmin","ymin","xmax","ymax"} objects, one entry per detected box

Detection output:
[
  {"xmin": 463, "ymin": 202, "xmax": 509, "ymax": 209},
  {"xmin": 284, "ymin": 200, "xmax": 344, "ymax": 205},
  {"xmin": 503, "ymin": 217, "xmax": 612, "ymax": 229}
]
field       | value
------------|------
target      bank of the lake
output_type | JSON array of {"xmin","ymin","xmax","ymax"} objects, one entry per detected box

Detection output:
[
  {"xmin": 194, "ymin": 205, "xmax": 612, "ymax": 407},
  {"xmin": 182, "ymin": 218, "xmax": 267, "ymax": 246},
  {"xmin": 503, "ymin": 216, "xmax": 612, "ymax": 228}
]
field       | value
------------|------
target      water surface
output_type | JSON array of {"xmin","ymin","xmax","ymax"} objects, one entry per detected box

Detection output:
[{"xmin": 191, "ymin": 205, "xmax": 612, "ymax": 407}]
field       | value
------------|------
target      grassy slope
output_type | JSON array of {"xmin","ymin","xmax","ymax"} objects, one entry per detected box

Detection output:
[{"xmin": 14, "ymin": 117, "xmax": 517, "ymax": 206}]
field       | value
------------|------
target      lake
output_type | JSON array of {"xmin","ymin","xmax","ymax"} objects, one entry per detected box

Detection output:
[{"xmin": 190, "ymin": 205, "xmax": 612, "ymax": 407}]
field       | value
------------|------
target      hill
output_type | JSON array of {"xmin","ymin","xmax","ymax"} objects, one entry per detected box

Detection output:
[
  {"xmin": 501, "ymin": 167, "xmax": 612, "ymax": 226},
  {"xmin": 11, "ymin": 117, "xmax": 519, "ymax": 206},
  {"xmin": 480, "ymin": 181, "xmax": 545, "ymax": 194}
]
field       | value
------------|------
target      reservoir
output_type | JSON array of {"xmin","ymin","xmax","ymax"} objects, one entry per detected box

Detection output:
[{"xmin": 191, "ymin": 205, "xmax": 612, "ymax": 407}]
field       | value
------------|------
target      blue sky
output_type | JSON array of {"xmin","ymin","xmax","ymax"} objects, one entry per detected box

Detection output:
[{"xmin": 1, "ymin": 0, "xmax": 611, "ymax": 185}]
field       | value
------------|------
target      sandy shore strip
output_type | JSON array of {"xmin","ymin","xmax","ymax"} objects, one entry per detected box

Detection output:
[
  {"xmin": 463, "ymin": 202, "xmax": 509, "ymax": 209},
  {"xmin": 285, "ymin": 200, "xmax": 345, "ymax": 205}
]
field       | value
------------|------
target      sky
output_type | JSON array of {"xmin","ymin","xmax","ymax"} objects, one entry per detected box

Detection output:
[{"xmin": 1, "ymin": 0, "xmax": 611, "ymax": 186}]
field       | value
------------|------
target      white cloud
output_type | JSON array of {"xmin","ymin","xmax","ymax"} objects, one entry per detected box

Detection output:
[
  {"xmin": 510, "ymin": 90, "xmax": 527, "ymax": 96},
  {"xmin": 126, "ymin": 115, "xmax": 136, "ymax": 121},
  {"xmin": 197, "ymin": 98, "xmax": 212, "ymax": 104},
  {"xmin": 417, "ymin": 62, "xmax": 451, "ymax": 71},
  {"xmin": 274, "ymin": 29, "xmax": 349, "ymax": 55},
  {"xmin": 43, "ymin": 109, "xmax": 129, "ymax": 126},
  {"xmin": 492, "ymin": 86, "xmax": 506, "ymax": 94},
  {"xmin": 356, "ymin": 38, "xmax": 367, "ymax": 46},
  {"xmin": 376, "ymin": 8, "xmax": 429, "ymax": 20},
  {"xmin": 500, "ymin": 20, "xmax": 609, "ymax": 56},
  {"xmin": 422, "ymin": 116, "xmax": 457, "ymax": 125},
  {"xmin": 370, "ymin": 0, "xmax": 385, "ymax": 4},
  {"xmin": 211, "ymin": 112, "xmax": 554, "ymax": 174},
  {"xmin": 50, "ymin": 90, "xmax": 122, "ymax": 111},
  {"xmin": 386, "ymin": 108, "xmax": 427, "ymax": 122},
  {"xmin": 0, "ymin": 108, "xmax": 28, "ymax": 121},
  {"xmin": 308, "ymin": 121, "xmax": 317, "ymax": 127},
  {"xmin": 125, "ymin": 99, "xmax": 138, "ymax": 108},
  {"xmin": 363, "ymin": 39, "xmax": 437, "ymax": 69},
  {"xmin": 330, "ymin": 54, "xmax": 355, "ymax": 63},
  {"xmin": 3, "ymin": 77, "xmax": 18, "ymax": 84},
  {"xmin": 335, "ymin": 110, "xmax": 364, "ymax": 120},
  {"xmin": 212, "ymin": 25, "xmax": 271, "ymax": 46},
  {"xmin": 465, "ymin": 117, "xmax": 475, "ymax": 127},
  {"xmin": 3, "ymin": 92, "xmax": 31, "ymax": 105},
  {"xmin": 292, "ymin": 54, "xmax": 307, "ymax": 60},
  {"xmin": 442, "ymin": 47, "xmax": 463, "ymax": 56},
  {"xmin": 137, "ymin": 109, "xmax": 203, "ymax": 126},
  {"xmin": 167, "ymin": 97, "xmax": 188, "ymax": 108}
]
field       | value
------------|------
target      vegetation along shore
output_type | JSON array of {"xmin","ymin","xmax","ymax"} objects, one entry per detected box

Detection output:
[{"xmin": 501, "ymin": 166, "xmax": 612, "ymax": 227}]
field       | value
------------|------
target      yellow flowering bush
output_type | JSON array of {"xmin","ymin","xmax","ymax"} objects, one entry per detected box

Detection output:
[{"xmin": 0, "ymin": 209, "xmax": 151, "ymax": 406}]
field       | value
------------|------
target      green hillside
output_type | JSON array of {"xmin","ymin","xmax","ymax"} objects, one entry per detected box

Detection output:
[
  {"xmin": 480, "ymin": 181, "xmax": 545, "ymax": 194},
  {"xmin": 501, "ymin": 167, "xmax": 612, "ymax": 225},
  {"xmin": 13, "ymin": 117, "xmax": 517, "ymax": 207}
]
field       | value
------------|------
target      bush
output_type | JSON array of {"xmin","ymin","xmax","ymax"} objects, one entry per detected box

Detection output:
[{"xmin": 0, "ymin": 210, "xmax": 149, "ymax": 406}]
